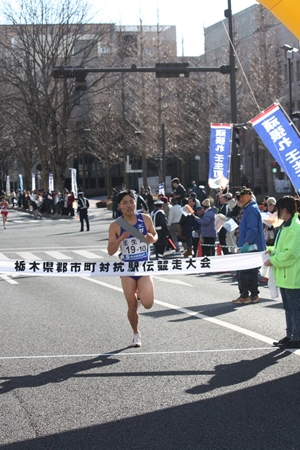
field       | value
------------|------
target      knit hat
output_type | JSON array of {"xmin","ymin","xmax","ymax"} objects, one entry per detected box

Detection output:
[
  {"xmin": 202, "ymin": 198, "xmax": 211, "ymax": 207},
  {"xmin": 267, "ymin": 197, "xmax": 276, "ymax": 205}
]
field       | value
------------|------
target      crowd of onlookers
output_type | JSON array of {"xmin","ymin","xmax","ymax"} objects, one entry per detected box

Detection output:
[
  {"xmin": 1, "ymin": 189, "xmax": 77, "ymax": 219},
  {"xmin": 111, "ymin": 178, "xmax": 295, "ymax": 260}
]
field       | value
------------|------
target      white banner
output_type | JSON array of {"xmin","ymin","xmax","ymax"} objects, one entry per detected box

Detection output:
[
  {"xmin": 32, "ymin": 173, "xmax": 36, "ymax": 191},
  {"xmin": 6, "ymin": 176, "xmax": 10, "ymax": 196},
  {"xmin": 19, "ymin": 174, "xmax": 23, "ymax": 191},
  {"xmin": 70, "ymin": 168, "xmax": 78, "ymax": 198},
  {"xmin": 0, "ymin": 253, "xmax": 265, "ymax": 277},
  {"xmin": 49, "ymin": 173, "xmax": 54, "ymax": 191}
]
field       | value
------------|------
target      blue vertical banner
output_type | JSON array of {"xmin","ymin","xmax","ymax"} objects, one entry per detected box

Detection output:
[
  {"xmin": 250, "ymin": 103, "xmax": 300, "ymax": 193},
  {"xmin": 158, "ymin": 182, "xmax": 165, "ymax": 195},
  {"xmin": 18, "ymin": 174, "xmax": 23, "ymax": 191},
  {"xmin": 208, "ymin": 123, "xmax": 231, "ymax": 188}
]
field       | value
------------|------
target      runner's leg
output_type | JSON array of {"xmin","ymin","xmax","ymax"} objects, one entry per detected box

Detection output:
[
  {"xmin": 121, "ymin": 276, "xmax": 139, "ymax": 334},
  {"xmin": 137, "ymin": 276, "xmax": 154, "ymax": 309}
]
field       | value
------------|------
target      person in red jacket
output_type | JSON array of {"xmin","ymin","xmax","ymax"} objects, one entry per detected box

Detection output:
[{"xmin": 0, "ymin": 196, "xmax": 9, "ymax": 229}]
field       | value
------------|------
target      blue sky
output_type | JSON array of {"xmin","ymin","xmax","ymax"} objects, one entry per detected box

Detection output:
[{"xmin": 95, "ymin": 0, "xmax": 258, "ymax": 56}]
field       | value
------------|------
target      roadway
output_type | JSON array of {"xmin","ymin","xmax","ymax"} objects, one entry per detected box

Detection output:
[{"xmin": 0, "ymin": 205, "xmax": 300, "ymax": 449}]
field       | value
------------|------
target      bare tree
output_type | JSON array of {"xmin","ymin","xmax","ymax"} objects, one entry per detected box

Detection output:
[{"xmin": 0, "ymin": 0, "xmax": 115, "ymax": 191}]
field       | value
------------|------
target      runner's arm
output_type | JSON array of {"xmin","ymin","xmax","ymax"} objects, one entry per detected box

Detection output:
[
  {"xmin": 107, "ymin": 222, "xmax": 130, "ymax": 255},
  {"xmin": 143, "ymin": 214, "xmax": 158, "ymax": 244}
]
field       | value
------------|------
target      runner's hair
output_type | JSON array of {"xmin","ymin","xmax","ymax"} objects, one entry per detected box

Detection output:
[{"xmin": 117, "ymin": 190, "xmax": 136, "ymax": 203}]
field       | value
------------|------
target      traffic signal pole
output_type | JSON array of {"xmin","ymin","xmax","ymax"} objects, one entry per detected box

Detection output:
[
  {"xmin": 52, "ymin": 63, "xmax": 233, "ymax": 81},
  {"xmin": 225, "ymin": 0, "xmax": 239, "ymax": 188}
]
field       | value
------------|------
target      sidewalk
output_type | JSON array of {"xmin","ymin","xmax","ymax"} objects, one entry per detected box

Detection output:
[{"xmin": 13, "ymin": 196, "xmax": 109, "ymax": 220}]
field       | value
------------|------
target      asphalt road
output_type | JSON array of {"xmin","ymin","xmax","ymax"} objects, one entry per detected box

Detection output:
[{"xmin": 1, "ymin": 205, "xmax": 300, "ymax": 450}]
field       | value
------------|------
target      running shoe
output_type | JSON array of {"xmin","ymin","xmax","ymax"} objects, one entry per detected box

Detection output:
[{"xmin": 130, "ymin": 332, "xmax": 142, "ymax": 347}]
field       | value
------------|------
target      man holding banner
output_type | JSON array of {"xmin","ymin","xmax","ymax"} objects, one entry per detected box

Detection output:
[{"xmin": 232, "ymin": 188, "xmax": 266, "ymax": 305}]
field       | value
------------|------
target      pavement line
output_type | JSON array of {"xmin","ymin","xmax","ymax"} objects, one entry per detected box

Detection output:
[
  {"xmin": 152, "ymin": 276, "xmax": 193, "ymax": 286},
  {"xmin": 16, "ymin": 252, "xmax": 42, "ymax": 261},
  {"xmin": 0, "ymin": 348, "xmax": 275, "ymax": 360},
  {"xmin": 73, "ymin": 250, "xmax": 104, "ymax": 259},
  {"xmin": 79, "ymin": 278, "xmax": 278, "ymax": 347},
  {"xmin": 45, "ymin": 251, "xmax": 73, "ymax": 260},
  {"xmin": 0, "ymin": 275, "xmax": 19, "ymax": 285}
]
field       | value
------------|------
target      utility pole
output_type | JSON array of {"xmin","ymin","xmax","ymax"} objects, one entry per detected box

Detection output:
[{"xmin": 225, "ymin": 0, "xmax": 239, "ymax": 187}]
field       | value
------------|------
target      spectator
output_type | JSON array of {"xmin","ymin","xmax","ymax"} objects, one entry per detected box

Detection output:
[
  {"xmin": 172, "ymin": 178, "xmax": 186, "ymax": 201},
  {"xmin": 168, "ymin": 197, "xmax": 183, "ymax": 252},
  {"xmin": 193, "ymin": 198, "xmax": 217, "ymax": 257},
  {"xmin": 265, "ymin": 196, "xmax": 300, "ymax": 349},
  {"xmin": 151, "ymin": 200, "xmax": 169, "ymax": 259},
  {"xmin": 191, "ymin": 206, "xmax": 202, "ymax": 256},
  {"xmin": 67, "ymin": 191, "xmax": 75, "ymax": 217},
  {"xmin": 218, "ymin": 194, "xmax": 230, "ymax": 255},
  {"xmin": 197, "ymin": 185, "xmax": 207, "ymax": 204},
  {"xmin": 232, "ymin": 188, "xmax": 265, "ymax": 305},
  {"xmin": 191, "ymin": 181, "xmax": 197, "ymax": 194},
  {"xmin": 145, "ymin": 187, "xmax": 154, "ymax": 214},
  {"xmin": 77, "ymin": 191, "xmax": 90, "ymax": 232},
  {"xmin": 264, "ymin": 197, "xmax": 279, "ymax": 246}
]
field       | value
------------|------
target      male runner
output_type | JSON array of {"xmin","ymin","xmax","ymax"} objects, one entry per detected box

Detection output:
[{"xmin": 107, "ymin": 190, "xmax": 158, "ymax": 347}]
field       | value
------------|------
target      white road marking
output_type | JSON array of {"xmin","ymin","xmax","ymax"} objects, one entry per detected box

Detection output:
[
  {"xmin": 16, "ymin": 252, "xmax": 41, "ymax": 260},
  {"xmin": 0, "ymin": 348, "xmax": 275, "ymax": 360},
  {"xmin": 0, "ymin": 275, "xmax": 18, "ymax": 285},
  {"xmin": 152, "ymin": 276, "xmax": 193, "ymax": 286},
  {"xmin": 72, "ymin": 250, "xmax": 103, "ymax": 259},
  {"xmin": 78, "ymin": 277, "xmax": 281, "ymax": 349},
  {"xmin": 0, "ymin": 253, "xmax": 9, "ymax": 259},
  {"xmin": 45, "ymin": 251, "xmax": 72, "ymax": 260}
]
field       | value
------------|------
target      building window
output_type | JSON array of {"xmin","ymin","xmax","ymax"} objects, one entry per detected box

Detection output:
[
  {"xmin": 74, "ymin": 40, "xmax": 98, "ymax": 57},
  {"xmin": 118, "ymin": 33, "xmax": 138, "ymax": 58},
  {"xmin": 99, "ymin": 46, "xmax": 111, "ymax": 54},
  {"xmin": 143, "ymin": 48, "xmax": 152, "ymax": 55}
]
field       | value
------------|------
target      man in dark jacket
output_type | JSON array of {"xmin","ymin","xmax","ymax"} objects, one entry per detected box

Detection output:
[
  {"xmin": 151, "ymin": 200, "xmax": 169, "ymax": 259},
  {"xmin": 172, "ymin": 178, "xmax": 186, "ymax": 201},
  {"xmin": 77, "ymin": 192, "xmax": 90, "ymax": 232}
]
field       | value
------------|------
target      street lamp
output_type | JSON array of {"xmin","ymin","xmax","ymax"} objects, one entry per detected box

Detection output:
[{"xmin": 281, "ymin": 44, "xmax": 299, "ymax": 118}]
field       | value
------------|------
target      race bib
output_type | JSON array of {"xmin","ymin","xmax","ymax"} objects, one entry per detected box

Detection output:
[{"xmin": 120, "ymin": 237, "xmax": 148, "ymax": 261}]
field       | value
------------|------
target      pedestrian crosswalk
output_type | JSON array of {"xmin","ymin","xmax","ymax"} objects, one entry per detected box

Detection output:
[{"xmin": 0, "ymin": 248, "xmax": 109, "ymax": 262}]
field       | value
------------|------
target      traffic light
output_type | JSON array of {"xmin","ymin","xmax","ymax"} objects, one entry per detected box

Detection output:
[
  {"xmin": 52, "ymin": 66, "xmax": 74, "ymax": 79},
  {"xmin": 52, "ymin": 65, "xmax": 88, "ymax": 91},
  {"xmin": 233, "ymin": 126, "xmax": 248, "ymax": 147},
  {"xmin": 271, "ymin": 161, "xmax": 279, "ymax": 173},
  {"xmin": 155, "ymin": 63, "xmax": 189, "ymax": 78}
]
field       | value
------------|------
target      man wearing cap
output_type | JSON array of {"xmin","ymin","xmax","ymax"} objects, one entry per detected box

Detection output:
[
  {"xmin": 232, "ymin": 188, "xmax": 265, "ymax": 305},
  {"xmin": 264, "ymin": 197, "xmax": 278, "ymax": 246},
  {"xmin": 151, "ymin": 200, "xmax": 169, "ymax": 259},
  {"xmin": 77, "ymin": 192, "xmax": 90, "ymax": 232},
  {"xmin": 197, "ymin": 185, "xmax": 207, "ymax": 204}
]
